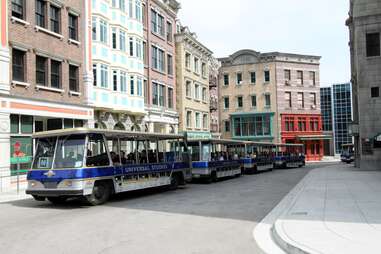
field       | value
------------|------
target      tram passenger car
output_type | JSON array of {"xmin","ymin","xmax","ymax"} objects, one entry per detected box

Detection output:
[
  {"xmin": 241, "ymin": 142, "xmax": 276, "ymax": 174},
  {"xmin": 26, "ymin": 128, "xmax": 191, "ymax": 205},
  {"xmin": 273, "ymin": 143, "xmax": 305, "ymax": 169},
  {"xmin": 187, "ymin": 138, "xmax": 243, "ymax": 183}
]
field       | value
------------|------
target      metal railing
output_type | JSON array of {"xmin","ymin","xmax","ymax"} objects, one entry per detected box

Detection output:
[{"xmin": 0, "ymin": 168, "xmax": 28, "ymax": 194}]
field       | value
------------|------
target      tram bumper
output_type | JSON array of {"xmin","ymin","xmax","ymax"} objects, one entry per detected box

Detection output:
[
  {"xmin": 26, "ymin": 179, "xmax": 95, "ymax": 197},
  {"xmin": 191, "ymin": 168, "xmax": 211, "ymax": 178}
]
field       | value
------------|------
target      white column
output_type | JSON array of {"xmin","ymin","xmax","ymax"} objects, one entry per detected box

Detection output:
[
  {"xmin": 0, "ymin": 112, "xmax": 10, "ymax": 192},
  {"xmin": 0, "ymin": 47, "xmax": 10, "ymax": 94},
  {"xmin": 83, "ymin": 0, "xmax": 94, "ymax": 106}
]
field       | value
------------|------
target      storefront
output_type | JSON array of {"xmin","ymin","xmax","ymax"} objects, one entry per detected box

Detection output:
[{"xmin": 0, "ymin": 96, "xmax": 93, "ymax": 192}]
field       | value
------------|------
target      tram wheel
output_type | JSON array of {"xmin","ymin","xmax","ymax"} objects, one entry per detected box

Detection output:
[
  {"xmin": 85, "ymin": 181, "xmax": 111, "ymax": 205},
  {"xmin": 211, "ymin": 171, "xmax": 218, "ymax": 182},
  {"xmin": 169, "ymin": 173, "xmax": 180, "ymax": 190},
  {"xmin": 47, "ymin": 197, "xmax": 67, "ymax": 204}
]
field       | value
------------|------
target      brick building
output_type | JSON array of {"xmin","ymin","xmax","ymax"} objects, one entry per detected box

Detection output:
[
  {"xmin": 142, "ymin": 0, "xmax": 180, "ymax": 134},
  {"xmin": 0, "ymin": 0, "xmax": 94, "ymax": 191},
  {"xmin": 219, "ymin": 49, "xmax": 326, "ymax": 161}
]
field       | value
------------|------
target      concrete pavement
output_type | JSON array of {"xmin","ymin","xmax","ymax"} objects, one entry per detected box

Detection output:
[
  {"xmin": 0, "ymin": 166, "xmax": 312, "ymax": 254},
  {"xmin": 255, "ymin": 163, "xmax": 381, "ymax": 254}
]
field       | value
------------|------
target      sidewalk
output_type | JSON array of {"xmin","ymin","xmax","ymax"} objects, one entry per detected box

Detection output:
[
  {"xmin": 0, "ymin": 189, "xmax": 30, "ymax": 203},
  {"xmin": 255, "ymin": 163, "xmax": 381, "ymax": 254}
]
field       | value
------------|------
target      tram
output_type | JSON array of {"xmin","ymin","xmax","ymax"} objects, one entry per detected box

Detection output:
[
  {"xmin": 341, "ymin": 144, "xmax": 354, "ymax": 163},
  {"xmin": 186, "ymin": 138, "xmax": 243, "ymax": 183},
  {"xmin": 241, "ymin": 142, "xmax": 276, "ymax": 174},
  {"xmin": 26, "ymin": 128, "xmax": 191, "ymax": 205},
  {"xmin": 273, "ymin": 143, "xmax": 305, "ymax": 169}
]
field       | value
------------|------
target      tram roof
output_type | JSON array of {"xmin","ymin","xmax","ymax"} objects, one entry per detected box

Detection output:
[
  {"xmin": 32, "ymin": 128, "xmax": 185, "ymax": 140},
  {"xmin": 187, "ymin": 138, "xmax": 246, "ymax": 145}
]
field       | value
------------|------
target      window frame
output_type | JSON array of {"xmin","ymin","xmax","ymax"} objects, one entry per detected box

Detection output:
[
  {"xmin": 69, "ymin": 64, "xmax": 79, "ymax": 92},
  {"xmin": 12, "ymin": 48, "xmax": 26, "ymax": 82}
]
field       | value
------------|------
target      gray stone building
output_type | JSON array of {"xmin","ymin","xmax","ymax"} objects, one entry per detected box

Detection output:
[{"xmin": 347, "ymin": 0, "xmax": 381, "ymax": 169}]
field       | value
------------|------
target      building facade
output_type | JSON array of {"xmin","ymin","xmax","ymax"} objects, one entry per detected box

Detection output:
[
  {"xmin": 209, "ymin": 56, "xmax": 221, "ymax": 138},
  {"xmin": 321, "ymin": 83, "xmax": 353, "ymax": 155},
  {"xmin": 91, "ymin": 0, "xmax": 145, "ymax": 131},
  {"xmin": 0, "ymin": 0, "xmax": 94, "ymax": 191},
  {"xmin": 142, "ymin": 0, "xmax": 180, "ymax": 134},
  {"xmin": 175, "ymin": 26, "xmax": 212, "ymax": 138},
  {"xmin": 219, "ymin": 50, "xmax": 324, "ymax": 161},
  {"xmin": 347, "ymin": 0, "xmax": 381, "ymax": 169}
]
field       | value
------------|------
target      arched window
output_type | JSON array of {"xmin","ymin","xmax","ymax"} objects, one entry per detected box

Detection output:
[
  {"xmin": 95, "ymin": 122, "xmax": 107, "ymax": 129},
  {"xmin": 114, "ymin": 122, "xmax": 125, "ymax": 130}
]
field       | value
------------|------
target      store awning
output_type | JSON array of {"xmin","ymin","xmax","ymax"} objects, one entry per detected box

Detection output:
[{"xmin": 297, "ymin": 135, "xmax": 332, "ymax": 141}]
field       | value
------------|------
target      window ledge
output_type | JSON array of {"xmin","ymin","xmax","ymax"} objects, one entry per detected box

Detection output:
[
  {"xmin": 263, "ymin": 82, "xmax": 270, "ymax": 85},
  {"xmin": 12, "ymin": 80, "xmax": 30, "ymax": 88},
  {"xmin": 250, "ymin": 83, "xmax": 256, "ymax": 85},
  {"xmin": 35, "ymin": 26, "xmax": 64, "ymax": 40},
  {"xmin": 36, "ymin": 85, "xmax": 64, "ymax": 94},
  {"xmin": 11, "ymin": 16, "xmax": 30, "ymax": 27},
  {"xmin": 68, "ymin": 39, "xmax": 81, "ymax": 46},
  {"xmin": 69, "ymin": 91, "xmax": 81, "ymax": 96},
  {"xmin": 186, "ymin": 96, "xmax": 192, "ymax": 100}
]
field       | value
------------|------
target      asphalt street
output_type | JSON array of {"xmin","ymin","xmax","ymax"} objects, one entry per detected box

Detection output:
[{"xmin": 0, "ymin": 164, "xmax": 327, "ymax": 254}]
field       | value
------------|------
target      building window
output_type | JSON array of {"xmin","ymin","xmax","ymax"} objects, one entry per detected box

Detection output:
[
  {"xmin": 195, "ymin": 112, "xmax": 201, "ymax": 129},
  {"xmin": 285, "ymin": 117, "xmax": 294, "ymax": 132},
  {"xmin": 120, "ymin": 30, "xmax": 126, "ymax": 52},
  {"xmin": 202, "ymin": 63, "xmax": 207, "ymax": 78},
  {"xmin": 120, "ymin": 0, "xmax": 126, "ymax": 11},
  {"xmin": 167, "ymin": 54, "xmax": 173, "ymax": 75},
  {"xmin": 136, "ymin": 39, "xmax": 142, "ymax": 59},
  {"xmin": 298, "ymin": 118, "xmax": 307, "ymax": 131},
  {"xmin": 203, "ymin": 114, "xmax": 208, "ymax": 129},
  {"xmin": 137, "ymin": 77, "xmax": 143, "ymax": 96},
  {"xmin": 166, "ymin": 21, "xmax": 172, "ymax": 42},
  {"xmin": 158, "ymin": 84, "xmax": 165, "ymax": 106},
  {"xmin": 68, "ymin": 14, "xmax": 78, "ymax": 40},
  {"xmin": 310, "ymin": 93, "xmax": 317, "ymax": 108},
  {"xmin": 129, "ymin": 37, "xmax": 134, "ymax": 56},
  {"xmin": 135, "ymin": 0, "xmax": 142, "ymax": 21},
  {"xmin": 143, "ymin": 41, "xmax": 147, "ymax": 64},
  {"xmin": 194, "ymin": 84, "xmax": 200, "ymax": 100},
  {"xmin": 152, "ymin": 46, "xmax": 165, "ymax": 72},
  {"xmin": 12, "ymin": 0, "xmax": 24, "ymax": 19},
  {"xmin": 251, "ymin": 95, "xmax": 257, "ymax": 108},
  {"xmin": 35, "ymin": 0, "xmax": 46, "ymax": 28},
  {"xmin": 93, "ymin": 64, "xmax": 97, "ymax": 86},
  {"xmin": 36, "ymin": 56, "xmax": 47, "ymax": 85},
  {"xmin": 310, "ymin": 71, "xmax": 316, "ymax": 86},
  {"xmin": 297, "ymin": 92, "xmax": 304, "ymax": 108},
  {"xmin": 310, "ymin": 118, "xmax": 319, "ymax": 131},
  {"xmin": 297, "ymin": 70, "xmax": 304, "ymax": 85},
  {"xmin": 233, "ymin": 115, "xmax": 271, "ymax": 137},
  {"xmin": 371, "ymin": 87, "xmax": 380, "ymax": 98},
  {"xmin": 237, "ymin": 96, "xmax": 243, "ymax": 108},
  {"xmin": 152, "ymin": 82, "xmax": 158, "ymax": 105},
  {"xmin": 112, "ymin": 28, "xmax": 117, "ymax": 49},
  {"xmin": 264, "ymin": 70, "xmax": 270, "ymax": 82},
  {"xmin": 202, "ymin": 87, "xmax": 207, "ymax": 102},
  {"xmin": 168, "ymin": 87, "xmax": 173, "ymax": 108},
  {"xmin": 99, "ymin": 19, "xmax": 108, "ymax": 43},
  {"xmin": 265, "ymin": 94, "xmax": 271, "ymax": 107},
  {"xmin": 250, "ymin": 72, "xmax": 256, "ymax": 84},
  {"xmin": 100, "ymin": 64, "xmax": 108, "ymax": 88},
  {"xmin": 50, "ymin": 60, "xmax": 61, "ymax": 89},
  {"xmin": 224, "ymin": 120, "xmax": 230, "ymax": 132},
  {"xmin": 130, "ymin": 76, "xmax": 135, "ymax": 95},
  {"xmin": 185, "ymin": 53, "xmax": 191, "ymax": 69},
  {"xmin": 224, "ymin": 74, "xmax": 229, "ymax": 86},
  {"xmin": 120, "ymin": 71, "xmax": 127, "ymax": 92},
  {"xmin": 69, "ymin": 65, "xmax": 79, "ymax": 92},
  {"xmin": 92, "ymin": 17, "xmax": 97, "ymax": 41},
  {"xmin": 186, "ymin": 111, "xmax": 192, "ymax": 128},
  {"xmin": 224, "ymin": 97, "xmax": 229, "ymax": 109},
  {"xmin": 151, "ymin": 9, "xmax": 164, "ymax": 36},
  {"xmin": 236, "ymin": 73, "xmax": 242, "ymax": 85},
  {"xmin": 284, "ymin": 69, "xmax": 291, "ymax": 82},
  {"xmin": 194, "ymin": 57, "xmax": 199, "ymax": 73},
  {"xmin": 186, "ymin": 81, "xmax": 191, "ymax": 97},
  {"xmin": 285, "ymin": 92, "xmax": 292, "ymax": 108},
  {"xmin": 12, "ymin": 49, "xmax": 25, "ymax": 82},
  {"xmin": 143, "ymin": 79, "xmax": 148, "ymax": 103},
  {"xmin": 366, "ymin": 33, "xmax": 380, "ymax": 57},
  {"xmin": 49, "ymin": 5, "xmax": 60, "ymax": 33},
  {"xmin": 112, "ymin": 70, "xmax": 118, "ymax": 91}
]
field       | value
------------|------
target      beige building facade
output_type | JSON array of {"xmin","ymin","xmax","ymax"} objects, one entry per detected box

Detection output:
[{"xmin": 175, "ymin": 26, "xmax": 212, "ymax": 136}]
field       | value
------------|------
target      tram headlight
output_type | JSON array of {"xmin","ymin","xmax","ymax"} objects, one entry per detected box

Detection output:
[{"xmin": 63, "ymin": 180, "xmax": 73, "ymax": 187}]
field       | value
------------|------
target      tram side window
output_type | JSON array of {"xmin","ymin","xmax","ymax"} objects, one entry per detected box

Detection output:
[
  {"xmin": 86, "ymin": 134, "xmax": 110, "ymax": 167},
  {"xmin": 54, "ymin": 135, "xmax": 86, "ymax": 169}
]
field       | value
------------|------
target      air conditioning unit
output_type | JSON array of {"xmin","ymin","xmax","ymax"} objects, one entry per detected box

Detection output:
[
  {"xmin": 285, "ymin": 80, "xmax": 290, "ymax": 85},
  {"xmin": 239, "ymin": 81, "xmax": 243, "ymax": 85},
  {"xmin": 311, "ymin": 105, "xmax": 316, "ymax": 109}
]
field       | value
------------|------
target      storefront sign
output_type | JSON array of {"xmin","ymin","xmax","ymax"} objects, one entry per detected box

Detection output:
[
  {"xmin": 185, "ymin": 132, "xmax": 212, "ymax": 140},
  {"xmin": 10, "ymin": 137, "xmax": 33, "ymax": 164}
]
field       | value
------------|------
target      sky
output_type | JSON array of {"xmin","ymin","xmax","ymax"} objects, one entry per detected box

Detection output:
[{"xmin": 178, "ymin": 0, "xmax": 350, "ymax": 87}]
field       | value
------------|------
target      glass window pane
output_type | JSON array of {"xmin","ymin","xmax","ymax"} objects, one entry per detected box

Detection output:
[{"xmin": 21, "ymin": 115, "xmax": 33, "ymax": 134}]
